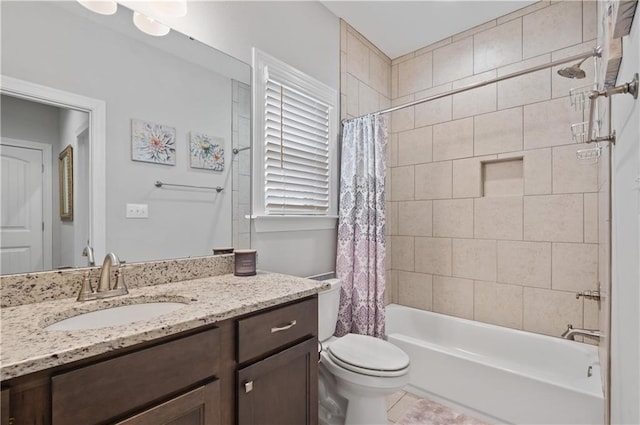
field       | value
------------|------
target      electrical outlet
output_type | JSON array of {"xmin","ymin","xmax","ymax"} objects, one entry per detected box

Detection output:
[{"xmin": 126, "ymin": 203, "xmax": 148, "ymax": 218}]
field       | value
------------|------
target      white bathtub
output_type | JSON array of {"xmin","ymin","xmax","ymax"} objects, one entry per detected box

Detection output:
[{"xmin": 385, "ymin": 304, "xmax": 604, "ymax": 425}]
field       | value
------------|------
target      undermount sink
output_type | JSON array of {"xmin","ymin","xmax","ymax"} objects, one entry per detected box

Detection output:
[{"xmin": 44, "ymin": 302, "xmax": 187, "ymax": 331}]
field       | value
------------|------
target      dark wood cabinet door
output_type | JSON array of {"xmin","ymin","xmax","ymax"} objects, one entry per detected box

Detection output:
[
  {"xmin": 237, "ymin": 338, "xmax": 318, "ymax": 425},
  {"xmin": 115, "ymin": 380, "xmax": 220, "ymax": 425},
  {"xmin": 1, "ymin": 388, "xmax": 10, "ymax": 425}
]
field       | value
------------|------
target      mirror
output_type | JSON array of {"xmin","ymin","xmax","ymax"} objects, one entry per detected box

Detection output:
[{"xmin": 0, "ymin": 1, "xmax": 252, "ymax": 275}]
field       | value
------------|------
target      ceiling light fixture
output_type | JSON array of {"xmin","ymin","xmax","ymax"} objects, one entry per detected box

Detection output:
[
  {"xmin": 77, "ymin": 0, "xmax": 118, "ymax": 15},
  {"xmin": 133, "ymin": 11, "xmax": 171, "ymax": 37},
  {"xmin": 150, "ymin": 0, "xmax": 188, "ymax": 18}
]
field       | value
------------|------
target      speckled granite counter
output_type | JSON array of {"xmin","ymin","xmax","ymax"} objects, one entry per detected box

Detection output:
[{"xmin": 1, "ymin": 272, "xmax": 327, "ymax": 380}]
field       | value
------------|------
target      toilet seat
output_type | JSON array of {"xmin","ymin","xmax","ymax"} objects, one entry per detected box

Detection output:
[{"xmin": 326, "ymin": 333, "xmax": 410, "ymax": 377}]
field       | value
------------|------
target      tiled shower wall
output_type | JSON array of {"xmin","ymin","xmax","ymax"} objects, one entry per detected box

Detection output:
[{"xmin": 341, "ymin": 1, "xmax": 604, "ymax": 340}]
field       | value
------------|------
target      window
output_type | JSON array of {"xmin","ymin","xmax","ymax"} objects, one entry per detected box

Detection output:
[{"xmin": 253, "ymin": 49, "xmax": 337, "ymax": 225}]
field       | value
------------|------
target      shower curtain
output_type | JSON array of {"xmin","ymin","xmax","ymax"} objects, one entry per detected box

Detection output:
[{"xmin": 335, "ymin": 115, "xmax": 388, "ymax": 338}]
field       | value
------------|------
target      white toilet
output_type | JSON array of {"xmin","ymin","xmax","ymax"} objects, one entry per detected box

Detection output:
[{"xmin": 318, "ymin": 278, "xmax": 410, "ymax": 425}]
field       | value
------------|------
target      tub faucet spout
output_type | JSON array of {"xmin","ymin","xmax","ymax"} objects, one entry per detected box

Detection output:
[{"xmin": 561, "ymin": 324, "xmax": 601, "ymax": 341}]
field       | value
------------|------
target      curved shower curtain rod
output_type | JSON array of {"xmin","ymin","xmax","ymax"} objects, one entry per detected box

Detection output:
[{"xmin": 341, "ymin": 47, "xmax": 602, "ymax": 125}]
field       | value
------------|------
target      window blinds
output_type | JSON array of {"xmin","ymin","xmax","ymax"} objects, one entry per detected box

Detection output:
[{"xmin": 264, "ymin": 74, "xmax": 330, "ymax": 214}]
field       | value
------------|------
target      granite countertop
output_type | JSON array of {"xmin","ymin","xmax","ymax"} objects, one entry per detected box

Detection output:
[{"xmin": 1, "ymin": 272, "xmax": 328, "ymax": 380}]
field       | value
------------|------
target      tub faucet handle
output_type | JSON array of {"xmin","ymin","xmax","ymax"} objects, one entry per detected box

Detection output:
[{"xmin": 576, "ymin": 290, "xmax": 600, "ymax": 300}]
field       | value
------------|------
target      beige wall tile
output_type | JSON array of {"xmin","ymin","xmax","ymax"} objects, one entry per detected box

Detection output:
[
  {"xmin": 414, "ymin": 84, "xmax": 453, "ymax": 127},
  {"xmin": 584, "ymin": 293, "xmax": 599, "ymax": 329},
  {"xmin": 452, "ymin": 20, "xmax": 497, "ymax": 42},
  {"xmin": 474, "ymin": 281, "xmax": 524, "ymax": 329},
  {"xmin": 415, "ymin": 237, "xmax": 452, "ymax": 276},
  {"xmin": 583, "ymin": 1, "xmax": 597, "ymax": 42},
  {"xmin": 523, "ymin": 287, "xmax": 583, "ymax": 336},
  {"xmin": 524, "ymin": 148, "xmax": 552, "ymax": 195},
  {"xmin": 584, "ymin": 193, "xmax": 598, "ymax": 243},
  {"xmin": 524, "ymin": 194, "xmax": 583, "ymax": 242},
  {"xmin": 398, "ymin": 200, "xmax": 433, "ymax": 237},
  {"xmin": 391, "ymin": 95, "xmax": 415, "ymax": 133},
  {"xmin": 369, "ymin": 51, "xmax": 390, "ymax": 98},
  {"xmin": 524, "ymin": 97, "xmax": 582, "ymax": 149},
  {"xmin": 552, "ymin": 144, "xmax": 598, "ymax": 194},
  {"xmin": 433, "ymin": 199, "xmax": 474, "ymax": 238},
  {"xmin": 433, "ymin": 118, "xmax": 474, "ymax": 161},
  {"xmin": 389, "ymin": 133, "xmax": 398, "ymax": 167},
  {"xmin": 497, "ymin": 55, "xmax": 551, "ymax": 109},
  {"xmin": 415, "ymin": 38, "xmax": 452, "ymax": 57},
  {"xmin": 497, "ymin": 240, "xmax": 552, "ymax": 288},
  {"xmin": 391, "ymin": 166, "xmax": 414, "ymax": 201},
  {"xmin": 387, "ymin": 270, "xmax": 399, "ymax": 304},
  {"xmin": 398, "ymin": 52, "xmax": 433, "ymax": 97},
  {"xmin": 474, "ymin": 19, "xmax": 523, "ymax": 73},
  {"xmin": 398, "ymin": 271, "xmax": 433, "ymax": 310},
  {"xmin": 452, "ymin": 155, "xmax": 497, "ymax": 198},
  {"xmin": 387, "ymin": 201, "xmax": 398, "ymax": 235},
  {"xmin": 433, "ymin": 276, "xmax": 474, "ymax": 320},
  {"xmin": 346, "ymin": 73, "xmax": 359, "ymax": 117},
  {"xmin": 391, "ymin": 236, "xmax": 414, "ymax": 271},
  {"xmin": 391, "ymin": 64, "xmax": 399, "ymax": 99},
  {"xmin": 483, "ymin": 159, "xmax": 524, "ymax": 197},
  {"xmin": 358, "ymin": 81, "xmax": 379, "ymax": 115},
  {"xmin": 433, "ymin": 37, "xmax": 473, "ymax": 86},
  {"xmin": 398, "ymin": 126, "xmax": 433, "ymax": 166},
  {"xmin": 474, "ymin": 196, "xmax": 523, "ymax": 240},
  {"xmin": 522, "ymin": 1, "xmax": 583, "ymax": 59},
  {"xmin": 452, "ymin": 71, "xmax": 497, "ymax": 119},
  {"xmin": 452, "ymin": 238, "xmax": 497, "ymax": 281},
  {"xmin": 497, "ymin": 1, "xmax": 550, "ymax": 25},
  {"xmin": 379, "ymin": 94, "xmax": 390, "ymax": 110},
  {"xmin": 474, "ymin": 107, "xmax": 523, "ymax": 155},
  {"xmin": 340, "ymin": 20, "xmax": 347, "ymax": 53},
  {"xmin": 552, "ymin": 242, "xmax": 598, "ymax": 292},
  {"xmin": 415, "ymin": 161, "xmax": 452, "ymax": 200},
  {"xmin": 347, "ymin": 31, "xmax": 369, "ymax": 83}
]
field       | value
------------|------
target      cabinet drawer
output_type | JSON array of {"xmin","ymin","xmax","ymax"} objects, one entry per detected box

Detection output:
[
  {"xmin": 52, "ymin": 327, "xmax": 219, "ymax": 425},
  {"xmin": 237, "ymin": 297, "xmax": 317, "ymax": 364}
]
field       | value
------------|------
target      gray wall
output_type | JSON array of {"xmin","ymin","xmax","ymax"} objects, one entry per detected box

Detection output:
[{"xmin": 2, "ymin": 2, "xmax": 234, "ymax": 264}]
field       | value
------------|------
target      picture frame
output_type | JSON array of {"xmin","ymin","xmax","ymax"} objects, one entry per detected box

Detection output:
[{"xmin": 59, "ymin": 144, "xmax": 73, "ymax": 221}]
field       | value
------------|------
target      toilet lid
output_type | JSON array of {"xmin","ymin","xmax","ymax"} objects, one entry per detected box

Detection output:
[{"xmin": 326, "ymin": 334, "xmax": 410, "ymax": 377}]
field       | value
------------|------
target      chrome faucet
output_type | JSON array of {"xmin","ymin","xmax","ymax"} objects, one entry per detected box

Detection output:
[
  {"xmin": 77, "ymin": 252, "xmax": 128, "ymax": 301},
  {"xmin": 561, "ymin": 324, "xmax": 601, "ymax": 341},
  {"xmin": 82, "ymin": 242, "xmax": 95, "ymax": 267}
]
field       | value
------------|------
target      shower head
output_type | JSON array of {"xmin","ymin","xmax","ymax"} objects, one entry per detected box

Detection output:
[{"xmin": 557, "ymin": 57, "xmax": 588, "ymax": 79}]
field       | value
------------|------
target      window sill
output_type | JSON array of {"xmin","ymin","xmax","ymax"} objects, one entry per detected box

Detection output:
[{"xmin": 249, "ymin": 215, "xmax": 338, "ymax": 233}]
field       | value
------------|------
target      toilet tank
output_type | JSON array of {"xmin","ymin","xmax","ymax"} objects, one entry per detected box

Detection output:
[{"xmin": 317, "ymin": 278, "xmax": 341, "ymax": 342}]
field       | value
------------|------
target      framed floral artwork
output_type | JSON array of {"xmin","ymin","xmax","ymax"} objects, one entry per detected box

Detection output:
[
  {"xmin": 131, "ymin": 119, "xmax": 176, "ymax": 165},
  {"xmin": 189, "ymin": 132, "xmax": 224, "ymax": 171}
]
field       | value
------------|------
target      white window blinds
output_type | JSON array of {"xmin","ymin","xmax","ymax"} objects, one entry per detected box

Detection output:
[{"xmin": 263, "ymin": 73, "xmax": 331, "ymax": 214}]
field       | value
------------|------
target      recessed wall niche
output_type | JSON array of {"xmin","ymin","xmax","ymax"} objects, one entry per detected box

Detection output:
[{"xmin": 482, "ymin": 158, "xmax": 524, "ymax": 197}]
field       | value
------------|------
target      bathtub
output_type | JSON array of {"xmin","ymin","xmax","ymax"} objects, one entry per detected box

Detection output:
[{"xmin": 385, "ymin": 304, "xmax": 604, "ymax": 425}]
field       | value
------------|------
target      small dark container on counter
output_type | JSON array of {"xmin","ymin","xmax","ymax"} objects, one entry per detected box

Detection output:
[
  {"xmin": 234, "ymin": 249, "xmax": 257, "ymax": 276},
  {"xmin": 213, "ymin": 247, "xmax": 234, "ymax": 255}
]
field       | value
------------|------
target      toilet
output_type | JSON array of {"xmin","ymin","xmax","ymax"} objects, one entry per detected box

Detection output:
[{"xmin": 318, "ymin": 278, "xmax": 410, "ymax": 425}]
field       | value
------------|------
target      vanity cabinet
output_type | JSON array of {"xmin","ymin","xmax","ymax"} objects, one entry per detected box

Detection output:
[
  {"xmin": 236, "ymin": 297, "xmax": 318, "ymax": 425},
  {"xmin": 1, "ymin": 295, "xmax": 318, "ymax": 425}
]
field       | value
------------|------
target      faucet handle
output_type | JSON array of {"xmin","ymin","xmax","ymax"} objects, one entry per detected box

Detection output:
[
  {"xmin": 77, "ymin": 271, "xmax": 96, "ymax": 301},
  {"xmin": 113, "ymin": 269, "xmax": 129, "ymax": 295}
]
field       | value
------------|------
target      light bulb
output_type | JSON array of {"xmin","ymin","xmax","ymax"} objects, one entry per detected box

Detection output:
[
  {"xmin": 133, "ymin": 11, "xmax": 170, "ymax": 37},
  {"xmin": 77, "ymin": 0, "xmax": 118, "ymax": 15}
]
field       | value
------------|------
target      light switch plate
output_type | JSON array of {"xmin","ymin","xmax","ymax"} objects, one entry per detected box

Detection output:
[{"xmin": 126, "ymin": 203, "xmax": 148, "ymax": 218}]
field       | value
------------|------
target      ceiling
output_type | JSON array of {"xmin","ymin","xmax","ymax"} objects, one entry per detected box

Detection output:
[{"xmin": 321, "ymin": 1, "xmax": 538, "ymax": 59}]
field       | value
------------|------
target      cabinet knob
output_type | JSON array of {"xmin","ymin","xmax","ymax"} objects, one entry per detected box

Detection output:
[{"xmin": 244, "ymin": 380, "xmax": 254, "ymax": 393}]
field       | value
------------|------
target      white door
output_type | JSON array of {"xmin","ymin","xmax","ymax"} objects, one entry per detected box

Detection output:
[{"xmin": 0, "ymin": 144, "xmax": 45, "ymax": 274}]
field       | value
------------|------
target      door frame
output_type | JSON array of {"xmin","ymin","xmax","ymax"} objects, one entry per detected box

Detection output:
[
  {"xmin": 0, "ymin": 138, "xmax": 53, "ymax": 270},
  {"xmin": 1, "ymin": 75, "xmax": 106, "ymax": 261}
]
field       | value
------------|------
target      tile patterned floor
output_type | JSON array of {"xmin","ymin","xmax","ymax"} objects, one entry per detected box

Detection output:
[{"xmin": 386, "ymin": 391, "xmax": 488, "ymax": 425}]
